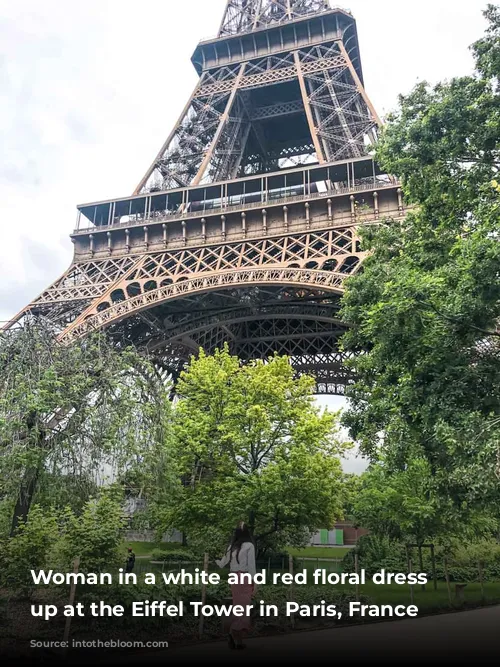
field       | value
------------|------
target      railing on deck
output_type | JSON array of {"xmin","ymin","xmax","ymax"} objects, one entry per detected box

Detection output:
[{"xmin": 74, "ymin": 179, "xmax": 400, "ymax": 236}]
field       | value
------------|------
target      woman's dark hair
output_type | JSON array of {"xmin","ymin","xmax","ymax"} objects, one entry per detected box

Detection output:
[{"xmin": 230, "ymin": 524, "xmax": 254, "ymax": 563}]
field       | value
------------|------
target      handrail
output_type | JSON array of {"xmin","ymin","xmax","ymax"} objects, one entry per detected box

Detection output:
[
  {"xmin": 73, "ymin": 179, "xmax": 399, "ymax": 236},
  {"xmin": 201, "ymin": 5, "xmax": 352, "ymax": 42}
]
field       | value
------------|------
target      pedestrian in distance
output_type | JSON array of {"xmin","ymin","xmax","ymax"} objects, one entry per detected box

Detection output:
[{"xmin": 125, "ymin": 547, "xmax": 136, "ymax": 573}]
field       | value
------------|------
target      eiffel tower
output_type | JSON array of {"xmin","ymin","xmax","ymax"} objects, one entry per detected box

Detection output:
[{"xmin": 5, "ymin": 0, "xmax": 404, "ymax": 395}]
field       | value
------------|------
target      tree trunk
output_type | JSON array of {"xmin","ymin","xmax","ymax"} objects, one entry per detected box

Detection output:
[
  {"xmin": 430, "ymin": 544, "xmax": 437, "ymax": 591},
  {"xmin": 10, "ymin": 413, "xmax": 46, "ymax": 536},
  {"xmin": 478, "ymin": 560, "xmax": 485, "ymax": 602},
  {"xmin": 248, "ymin": 510, "xmax": 256, "ymax": 534},
  {"xmin": 444, "ymin": 557, "xmax": 452, "ymax": 605},
  {"xmin": 10, "ymin": 468, "xmax": 39, "ymax": 536}
]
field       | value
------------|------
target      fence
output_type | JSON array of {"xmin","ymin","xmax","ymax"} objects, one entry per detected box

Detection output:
[
  {"xmin": 62, "ymin": 551, "xmax": 500, "ymax": 647},
  {"xmin": 132, "ymin": 551, "xmax": 500, "ymax": 612}
]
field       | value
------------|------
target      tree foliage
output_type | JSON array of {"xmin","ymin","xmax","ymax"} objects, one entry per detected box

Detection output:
[
  {"xmin": 56, "ymin": 491, "xmax": 126, "ymax": 574},
  {"xmin": 164, "ymin": 347, "xmax": 347, "ymax": 555},
  {"xmin": 0, "ymin": 322, "xmax": 173, "ymax": 534},
  {"xmin": 352, "ymin": 460, "xmax": 453, "ymax": 546},
  {"xmin": 341, "ymin": 6, "xmax": 500, "ymax": 505},
  {"xmin": 0, "ymin": 505, "xmax": 59, "ymax": 597},
  {"xmin": 0, "ymin": 493, "xmax": 126, "ymax": 595}
]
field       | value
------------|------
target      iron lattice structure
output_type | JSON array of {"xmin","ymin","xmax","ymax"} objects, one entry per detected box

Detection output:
[
  {"xmin": 219, "ymin": 1, "xmax": 331, "ymax": 36},
  {"xmin": 5, "ymin": 1, "xmax": 405, "ymax": 395}
]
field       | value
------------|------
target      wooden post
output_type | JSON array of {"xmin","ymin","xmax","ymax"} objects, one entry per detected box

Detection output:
[
  {"xmin": 354, "ymin": 552, "xmax": 360, "ymax": 602},
  {"xmin": 406, "ymin": 545, "xmax": 411, "ymax": 577},
  {"xmin": 478, "ymin": 561, "xmax": 485, "ymax": 602},
  {"xmin": 430, "ymin": 544, "xmax": 438, "ymax": 591},
  {"xmin": 198, "ymin": 553, "xmax": 209, "ymax": 639},
  {"xmin": 288, "ymin": 555, "xmax": 295, "ymax": 629},
  {"xmin": 455, "ymin": 583, "xmax": 467, "ymax": 605},
  {"xmin": 62, "ymin": 556, "xmax": 80, "ymax": 655},
  {"xmin": 418, "ymin": 545, "xmax": 426, "ymax": 592},
  {"xmin": 444, "ymin": 557, "xmax": 452, "ymax": 606},
  {"xmin": 408, "ymin": 556, "xmax": 414, "ymax": 606}
]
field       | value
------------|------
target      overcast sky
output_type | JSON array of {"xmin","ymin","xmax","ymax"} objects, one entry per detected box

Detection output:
[{"xmin": 0, "ymin": 0, "xmax": 489, "ymax": 471}]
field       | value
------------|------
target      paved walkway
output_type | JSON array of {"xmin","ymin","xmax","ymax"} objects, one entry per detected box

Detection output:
[{"xmin": 108, "ymin": 605, "xmax": 500, "ymax": 663}]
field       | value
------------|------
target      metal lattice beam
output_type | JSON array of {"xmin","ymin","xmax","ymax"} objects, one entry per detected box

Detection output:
[
  {"xmin": 219, "ymin": 0, "xmax": 331, "ymax": 37},
  {"xmin": 5, "ymin": 3, "xmax": 393, "ymax": 396},
  {"xmin": 136, "ymin": 38, "xmax": 379, "ymax": 192}
]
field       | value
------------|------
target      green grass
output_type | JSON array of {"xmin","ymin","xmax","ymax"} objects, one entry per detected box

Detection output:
[
  {"xmin": 124, "ymin": 541, "xmax": 183, "ymax": 557},
  {"xmin": 121, "ymin": 540, "xmax": 500, "ymax": 614},
  {"xmin": 288, "ymin": 546, "xmax": 351, "ymax": 559},
  {"xmin": 125, "ymin": 542, "xmax": 351, "ymax": 560},
  {"xmin": 320, "ymin": 579, "xmax": 500, "ymax": 612}
]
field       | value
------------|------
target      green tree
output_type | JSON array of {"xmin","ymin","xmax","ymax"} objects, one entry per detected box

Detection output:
[
  {"xmin": 341, "ymin": 6, "xmax": 500, "ymax": 505},
  {"xmin": 352, "ymin": 459, "xmax": 453, "ymax": 546},
  {"xmin": 166, "ymin": 347, "xmax": 347, "ymax": 555},
  {"xmin": 57, "ymin": 491, "xmax": 126, "ymax": 573},
  {"xmin": 0, "ymin": 322, "xmax": 172, "ymax": 535}
]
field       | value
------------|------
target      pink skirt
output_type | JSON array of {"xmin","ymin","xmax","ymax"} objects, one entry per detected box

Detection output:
[{"xmin": 230, "ymin": 571, "xmax": 254, "ymax": 632}]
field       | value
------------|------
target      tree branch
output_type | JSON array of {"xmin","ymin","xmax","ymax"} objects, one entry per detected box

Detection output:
[{"xmin": 417, "ymin": 299, "xmax": 500, "ymax": 338}]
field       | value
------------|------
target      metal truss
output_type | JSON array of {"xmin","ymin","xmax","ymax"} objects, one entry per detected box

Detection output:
[
  {"xmin": 14, "ymin": 224, "xmax": 363, "ymax": 338},
  {"xmin": 109, "ymin": 285, "xmax": 351, "ymax": 394},
  {"xmin": 298, "ymin": 42, "xmax": 379, "ymax": 161},
  {"xmin": 219, "ymin": 0, "xmax": 331, "ymax": 37},
  {"xmin": 191, "ymin": 314, "xmax": 353, "ymax": 394},
  {"xmin": 6, "ymin": 3, "xmax": 390, "ymax": 395},
  {"xmin": 135, "ymin": 32, "xmax": 380, "ymax": 192},
  {"xmin": 59, "ymin": 267, "xmax": 349, "ymax": 344},
  {"xmin": 194, "ymin": 50, "xmax": 346, "ymax": 98},
  {"xmin": 160, "ymin": 303, "xmax": 343, "ymax": 344},
  {"xmin": 150, "ymin": 69, "xmax": 248, "ymax": 190},
  {"xmin": 250, "ymin": 99, "xmax": 304, "ymax": 121},
  {"xmin": 11, "ymin": 256, "xmax": 140, "ymax": 329}
]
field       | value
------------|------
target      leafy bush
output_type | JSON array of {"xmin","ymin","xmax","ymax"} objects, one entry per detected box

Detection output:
[
  {"xmin": 0, "ymin": 505, "xmax": 59, "ymax": 597},
  {"xmin": 344, "ymin": 535, "xmax": 500, "ymax": 583},
  {"xmin": 343, "ymin": 534, "xmax": 407, "ymax": 576},
  {"xmin": 56, "ymin": 493, "xmax": 126, "ymax": 573},
  {"xmin": 151, "ymin": 548, "xmax": 198, "ymax": 562},
  {"xmin": 435, "ymin": 540, "xmax": 500, "ymax": 582}
]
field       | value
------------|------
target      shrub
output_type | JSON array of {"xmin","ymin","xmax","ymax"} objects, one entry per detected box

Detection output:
[
  {"xmin": 151, "ymin": 548, "xmax": 198, "ymax": 562},
  {"xmin": 435, "ymin": 540, "xmax": 500, "ymax": 582},
  {"xmin": 345, "ymin": 534, "xmax": 500, "ymax": 583},
  {"xmin": 343, "ymin": 534, "xmax": 407, "ymax": 575},
  {"xmin": 0, "ymin": 505, "xmax": 59, "ymax": 597},
  {"xmin": 57, "ymin": 493, "xmax": 126, "ymax": 573}
]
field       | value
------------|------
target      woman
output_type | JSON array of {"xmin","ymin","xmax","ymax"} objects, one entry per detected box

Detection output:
[{"xmin": 216, "ymin": 523, "xmax": 257, "ymax": 650}]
